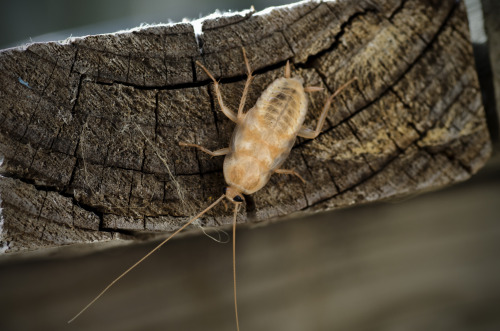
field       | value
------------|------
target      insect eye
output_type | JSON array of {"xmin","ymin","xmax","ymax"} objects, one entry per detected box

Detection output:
[{"xmin": 233, "ymin": 195, "xmax": 243, "ymax": 203}]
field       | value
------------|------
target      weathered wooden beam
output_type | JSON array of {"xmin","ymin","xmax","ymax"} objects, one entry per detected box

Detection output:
[{"xmin": 0, "ymin": 0, "xmax": 492, "ymax": 253}]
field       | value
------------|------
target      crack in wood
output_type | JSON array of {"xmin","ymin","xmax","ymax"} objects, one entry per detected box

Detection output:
[
  {"xmin": 302, "ymin": 86, "xmax": 478, "ymax": 212},
  {"xmin": 296, "ymin": 0, "xmax": 460, "ymax": 152}
]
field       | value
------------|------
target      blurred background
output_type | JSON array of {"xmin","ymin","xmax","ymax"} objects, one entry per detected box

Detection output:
[{"xmin": 0, "ymin": 0, "xmax": 499, "ymax": 330}]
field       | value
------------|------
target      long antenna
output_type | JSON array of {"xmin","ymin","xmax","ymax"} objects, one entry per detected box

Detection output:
[
  {"xmin": 233, "ymin": 203, "xmax": 240, "ymax": 331},
  {"xmin": 68, "ymin": 194, "xmax": 226, "ymax": 323}
]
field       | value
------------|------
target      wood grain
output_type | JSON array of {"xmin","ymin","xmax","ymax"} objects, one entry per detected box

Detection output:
[{"xmin": 0, "ymin": 0, "xmax": 492, "ymax": 253}]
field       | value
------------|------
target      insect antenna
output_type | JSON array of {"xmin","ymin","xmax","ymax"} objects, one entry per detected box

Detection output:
[
  {"xmin": 232, "ymin": 203, "xmax": 241, "ymax": 331},
  {"xmin": 237, "ymin": 48, "xmax": 254, "ymax": 118},
  {"xmin": 68, "ymin": 194, "xmax": 226, "ymax": 324}
]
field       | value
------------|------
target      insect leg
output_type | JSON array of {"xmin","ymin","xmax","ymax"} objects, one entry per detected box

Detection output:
[
  {"xmin": 196, "ymin": 61, "xmax": 238, "ymax": 123},
  {"xmin": 304, "ymin": 86, "xmax": 324, "ymax": 93},
  {"xmin": 274, "ymin": 168, "xmax": 306, "ymax": 183},
  {"xmin": 237, "ymin": 47, "xmax": 254, "ymax": 119},
  {"xmin": 298, "ymin": 77, "xmax": 358, "ymax": 139},
  {"xmin": 284, "ymin": 60, "xmax": 291, "ymax": 78},
  {"xmin": 179, "ymin": 142, "xmax": 229, "ymax": 157}
]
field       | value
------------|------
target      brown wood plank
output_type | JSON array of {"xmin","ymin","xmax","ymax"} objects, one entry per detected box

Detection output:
[{"xmin": 0, "ymin": 0, "xmax": 492, "ymax": 253}]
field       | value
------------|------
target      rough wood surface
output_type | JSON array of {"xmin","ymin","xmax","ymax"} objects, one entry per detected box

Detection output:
[{"xmin": 0, "ymin": 0, "xmax": 492, "ymax": 253}]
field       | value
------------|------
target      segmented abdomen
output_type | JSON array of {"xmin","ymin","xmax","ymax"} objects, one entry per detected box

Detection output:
[
  {"xmin": 258, "ymin": 79, "xmax": 305, "ymax": 137},
  {"xmin": 234, "ymin": 78, "xmax": 305, "ymax": 161}
]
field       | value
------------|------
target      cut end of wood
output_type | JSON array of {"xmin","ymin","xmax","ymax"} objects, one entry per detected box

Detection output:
[{"xmin": 0, "ymin": 0, "xmax": 493, "ymax": 253}]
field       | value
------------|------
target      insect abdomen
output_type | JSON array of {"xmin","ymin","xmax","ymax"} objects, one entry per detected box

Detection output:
[
  {"xmin": 254, "ymin": 77, "xmax": 307, "ymax": 139},
  {"xmin": 224, "ymin": 77, "xmax": 307, "ymax": 194}
]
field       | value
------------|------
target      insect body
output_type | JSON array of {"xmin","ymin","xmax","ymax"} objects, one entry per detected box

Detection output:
[
  {"xmin": 69, "ymin": 48, "xmax": 357, "ymax": 330},
  {"xmin": 224, "ymin": 76, "xmax": 307, "ymax": 196},
  {"xmin": 184, "ymin": 50, "xmax": 355, "ymax": 203}
]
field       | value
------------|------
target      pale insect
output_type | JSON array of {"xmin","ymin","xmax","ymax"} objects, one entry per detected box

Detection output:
[{"xmin": 68, "ymin": 48, "xmax": 357, "ymax": 330}]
